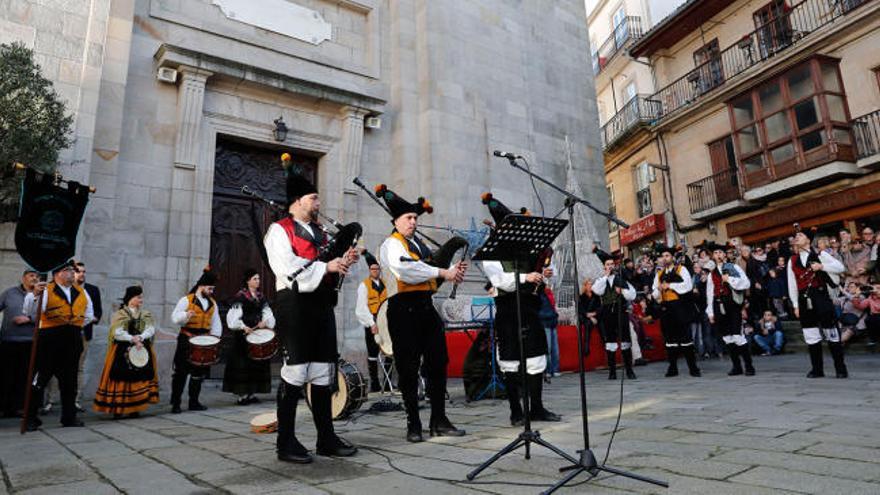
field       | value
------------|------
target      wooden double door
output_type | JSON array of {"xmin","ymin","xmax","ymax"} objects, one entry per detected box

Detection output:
[{"xmin": 210, "ymin": 136, "xmax": 317, "ymax": 311}]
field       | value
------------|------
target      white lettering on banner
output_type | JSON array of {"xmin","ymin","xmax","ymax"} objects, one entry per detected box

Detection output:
[{"xmin": 212, "ymin": 0, "xmax": 331, "ymax": 45}]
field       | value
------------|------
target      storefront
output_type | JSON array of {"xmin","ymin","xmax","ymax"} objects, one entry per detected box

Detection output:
[
  {"xmin": 619, "ymin": 213, "xmax": 667, "ymax": 257},
  {"xmin": 726, "ymin": 179, "xmax": 880, "ymax": 243}
]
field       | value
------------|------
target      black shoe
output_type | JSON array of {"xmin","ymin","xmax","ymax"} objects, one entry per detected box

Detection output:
[
  {"xmin": 608, "ymin": 369, "xmax": 617, "ymax": 380},
  {"xmin": 429, "ymin": 417, "xmax": 465, "ymax": 437},
  {"xmin": 317, "ymin": 436, "xmax": 358, "ymax": 457},
  {"xmin": 235, "ymin": 397, "xmax": 249, "ymax": 406},
  {"xmin": 634, "ymin": 358, "xmax": 647, "ymax": 366},
  {"xmin": 744, "ymin": 365, "xmax": 756, "ymax": 376},
  {"xmin": 836, "ymin": 370, "xmax": 848, "ymax": 379},
  {"xmin": 806, "ymin": 370, "xmax": 825, "ymax": 378},
  {"xmin": 530, "ymin": 409, "xmax": 562, "ymax": 422},
  {"xmin": 188, "ymin": 402, "xmax": 207, "ymax": 411},
  {"xmin": 247, "ymin": 396, "xmax": 260, "ymax": 405},
  {"xmin": 25, "ymin": 416, "xmax": 42, "ymax": 431},
  {"xmin": 665, "ymin": 366, "xmax": 679, "ymax": 377},
  {"xmin": 128, "ymin": 412, "xmax": 140, "ymax": 419},
  {"xmin": 625, "ymin": 368, "xmax": 637, "ymax": 380},
  {"xmin": 689, "ymin": 368, "xmax": 702, "ymax": 377},
  {"xmin": 171, "ymin": 404, "xmax": 182, "ymax": 414},
  {"xmin": 61, "ymin": 419, "xmax": 85, "ymax": 427},
  {"xmin": 406, "ymin": 425, "xmax": 424, "ymax": 443},
  {"xmin": 510, "ymin": 412, "xmax": 524, "ymax": 427},
  {"xmin": 728, "ymin": 367, "xmax": 743, "ymax": 376},
  {"xmin": 277, "ymin": 450, "xmax": 313, "ymax": 464}
]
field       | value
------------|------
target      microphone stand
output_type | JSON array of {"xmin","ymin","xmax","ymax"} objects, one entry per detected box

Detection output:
[{"xmin": 499, "ymin": 156, "xmax": 667, "ymax": 493}]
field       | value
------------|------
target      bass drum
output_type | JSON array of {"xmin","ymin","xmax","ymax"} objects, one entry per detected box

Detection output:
[
  {"xmin": 306, "ymin": 359, "xmax": 367, "ymax": 420},
  {"xmin": 373, "ymin": 300, "xmax": 393, "ymax": 356}
]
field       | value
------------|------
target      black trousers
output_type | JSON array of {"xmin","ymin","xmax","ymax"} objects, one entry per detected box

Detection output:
[
  {"xmin": 0, "ymin": 341, "xmax": 32, "ymax": 415},
  {"xmin": 387, "ymin": 292, "xmax": 447, "ymax": 425},
  {"xmin": 363, "ymin": 326, "xmax": 380, "ymax": 359},
  {"xmin": 30, "ymin": 327, "xmax": 83, "ymax": 423},
  {"xmin": 712, "ymin": 297, "xmax": 743, "ymax": 337},
  {"xmin": 660, "ymin": 300, "xmax": 694, "ymax": 346},
  {"xmin": 171, "ymin": 333, "xmax": 209, "ymax": 405}
]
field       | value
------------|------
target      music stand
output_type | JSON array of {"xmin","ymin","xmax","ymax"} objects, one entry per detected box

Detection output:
[{"xmin": 467, "ymin": 214, "xmax": 579, "ymax": 482}]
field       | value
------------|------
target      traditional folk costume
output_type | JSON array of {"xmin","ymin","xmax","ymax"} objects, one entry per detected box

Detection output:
[
  {"xmin": 652, "ymin": 245, "xmax": 701, "ymax": 377},
  {"xmin": 480, "ymin": 193, "xmax": 560, "ymax": 426},
  {"xmin": 787, "ymin": 226, "xmax": 848, "ymax": 378},
  {"xmin": 377, "ymin": 184, "xmax": 465, "ymax": 442},
  {"xmin": 354, "ymin": 251, "xmax": 392, "ymax": 393},
  {"xmin": 592, "ymin": 249, "xmax": 638, "ymax": 380},
  {"xmin": 222, "ymin": 271, "xmax": 275, "ymax": 403},
  {"xmin": 264, "ymin": 168, "xmax": 356, "ymax": 463},
  {"xmin": 703, "ymin": 242, "xmax": 754, "ymax": 376},
  {"xmin": 22, "ymin": 261, "xmax": 94, "ymax": 429},
  {"xmin": 93, "ymin": 286, "xmax": 159, "ymax": 416},
  {"xmin": 170, "ymin": 269, "xmax": 222, "ymax": 413}
]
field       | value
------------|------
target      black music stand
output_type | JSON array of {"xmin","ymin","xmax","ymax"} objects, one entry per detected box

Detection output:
[{"xmin": 466, "ymin": 214, "xmax": 579, "ymax": 482}]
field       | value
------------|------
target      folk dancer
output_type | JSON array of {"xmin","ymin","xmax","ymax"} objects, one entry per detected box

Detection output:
[
  {"xmin": 377, "ymin": 184, "xmax": 467, "ymax": 442},
  {"xmin": 264, "ymin": 167, "xmax": 358, "ymax": 463},
  {"xmin": 222, "ymin": 269, "xmax": 275, "ymax": 405},
  {"xmin": 355, "ymin": 251, "xmax": 392, "ymax": 393},
  {"xmin": 652, "ymin": 244, "xmax": 701, "ymax": 377},
  {"xmin": 704, "ymin": 242, "xmax": 754, "ymax": 376},
  {"xmin": 170, "ymin": 268, "xmax": 222, "ymax": 413},
  {"xmin": 592, "ymin": 248, "xmax": 638, "ymax": 380},
  {"xmin": 93, "ymin": 286, "xmax": 159, "ymax": 417},
  {"xmin": 22, "ymin": 260, "xmax": 94, "ymax": 430},
  {"xmin": 787, "ymin": 225, "xmax": 848, "ymax": 378},
  {"xmin": 480, "ymin": 193, "xmax": 560, "ymax": 426}
]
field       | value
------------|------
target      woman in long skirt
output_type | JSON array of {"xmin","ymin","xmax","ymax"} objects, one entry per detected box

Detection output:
[
  {"xmin": 93, "ymin": 286, "xmax": 159, "ymax": 418},
  {"xmin": 223, "ymin": 270, "xmax": 275, "ymax": 405}
]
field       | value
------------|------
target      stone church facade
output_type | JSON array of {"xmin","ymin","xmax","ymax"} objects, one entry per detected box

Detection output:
[{"xmin": 1, "ymin": 0, "xmax": 604, "ymax": 388}]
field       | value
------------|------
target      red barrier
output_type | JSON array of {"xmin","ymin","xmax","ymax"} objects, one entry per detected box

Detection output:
[{"xmin": 445, "ymin": 320, "xmax": 667, "ymax": 377}]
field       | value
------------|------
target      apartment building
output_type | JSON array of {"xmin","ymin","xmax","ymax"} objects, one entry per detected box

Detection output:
[{"xmin": 593, "ymin": 0, "xmax": 880, "ymax": 252}]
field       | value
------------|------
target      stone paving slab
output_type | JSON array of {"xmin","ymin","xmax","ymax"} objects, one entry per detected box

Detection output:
[{"xmin": 2, "ymin": 354, "xmax": 880, "ymax": 494}]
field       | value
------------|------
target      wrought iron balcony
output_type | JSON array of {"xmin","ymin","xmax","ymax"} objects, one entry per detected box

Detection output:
[
  {"xmin": 649, "ymin": 0, "xmax": 874, "ymax": 119},
  {"xmin": 686, "ymin": 168, "xmax": 744, "ymax": 217},
  {"xmin": 854, "ymin": 109, "xmax": 880, "ymax": 160},
  {"xmin": 600, "ymin": 95, "xmax": 661, "ymax": 150},
  {"xmin": 592, "ymin": 16, "xmax": 644, "ymax": 76}
]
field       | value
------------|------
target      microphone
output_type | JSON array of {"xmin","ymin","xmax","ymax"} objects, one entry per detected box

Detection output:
[{"xmin": 492, "ymin": 150, "xmax": 521, "ymax": 160}]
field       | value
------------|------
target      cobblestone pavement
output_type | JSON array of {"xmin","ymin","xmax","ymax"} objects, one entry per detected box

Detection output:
[{"xmin": 2, "ymin": 353, "xmax": 879, "ymax": 494}]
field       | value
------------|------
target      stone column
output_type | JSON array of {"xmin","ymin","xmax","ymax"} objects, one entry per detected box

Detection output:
[
  {"xmin": 164, "ymin": 66, "xmax": 212, "ymax": 321},
  {"xmin": 337, "ymin": 105, "xmax": 368, "ymax": 352}
]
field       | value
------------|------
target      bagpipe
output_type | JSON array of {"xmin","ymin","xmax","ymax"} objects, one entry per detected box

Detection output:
[
  {"xmin": 352, "ymin": 177, "xmax": 469, "ymax": 295},
  {"xmin": 240, "ymin": 185, "xmax": 361, "ymax": 289}
]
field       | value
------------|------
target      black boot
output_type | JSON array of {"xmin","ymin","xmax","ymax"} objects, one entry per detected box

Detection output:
[
  {"xmin": 828, "ymin": 341, "xmax": 848, "ymax": 378},
  {"xmin": 503, "ymin": 372, "xmax": 524, "ymax": 426},
  {"xmin": 311, "ymin": 385, "xmax": 357, "ymax": 456},
  {"xmin": 170, "ymin": 372, "xmax": 186, "ymax": 413},
  {"xmin": 25, "ymin": 385, "xmax": 44, "ymax": 431},
  {"xmin": 806, "ymin": 343, "xmax": 825, "ymax": 378},
  {"xmin": 726, "ymin": 343, "xmax": 743, "ymax": 376},
  {"xmin": 528, "ymin": 373, "xmax": 561, "ymax": 422},
  {"xmin": 739, "ymin": 344, "xmax": 755, "ymax": 376},
  {"xmin": 368, "ymin": 359, "xmax": 381, "ymax": 393},
  {"xmin": 606, "ymin": 350, "xmax": 617, "ymax": 380},
  {"xmin": 188, "ymin": 377, "xmax": 207, "ymax": 411},
  {"xmin": 682, "ymin": 346, "xmax": 701, "ymax": 377},
  {"xmin": 402, "ymin": 388, "xmax": 423, "ymax": 442},
  {"xmin": 622, "ymin": 349, "xmax": 637, "ymax": 380},
  {"xmin": 276, "ymin": 382, "xmax": 312, "ymax": 463},
  {"xmin": 665, "ymin": 347, "xmax": 679, "ymax": 377}
]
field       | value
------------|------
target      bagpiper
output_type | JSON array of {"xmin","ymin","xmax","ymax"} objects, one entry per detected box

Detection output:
[
  {"xmin": 703, "ymin": 241, "xmax": 754, "ymax": 376},
  {"xmin": 592, "ymin": 247, "xmax": 638, "ymax": 380}
]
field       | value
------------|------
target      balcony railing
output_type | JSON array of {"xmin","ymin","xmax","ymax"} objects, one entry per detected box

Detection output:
[
  {"xmin": 600, "ymin": 95, "xmax": 661, "ymax": 150},
  {"xmin": 649, "ymin": 0, "xmax": 873, "ymax": 119},
  {"xmin": 854, "ymin": 109, "xmax": 880, "ymax": 159},
  {"xmin": 687, "ymin": 168, "xmax": 744, "ymax": 215},
  {"xmin": 592, "ymin": 16, "xmax": 643, "ymax": 75}
]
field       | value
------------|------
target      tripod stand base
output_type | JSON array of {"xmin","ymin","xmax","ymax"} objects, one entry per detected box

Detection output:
[
  {"xmin": 466, "ymin": 430, "xmax": 578, "ymax": 481},
  {"xmin": 542, "ymin": 448, "xmax": 668, "ymax": 494}
]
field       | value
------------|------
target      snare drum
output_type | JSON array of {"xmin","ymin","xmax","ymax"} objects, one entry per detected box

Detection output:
[
  {"xmin": 306, "ymin": 359, "xmax": 367, "ymax": 420},
  {"xmin": 126, "ymin": 346, "xmax": 150, "ymax": 369},
  {"xmin": 249, "ymin": 411, "xmax": 278, "ymax": 434},
  {"xmin": 188, "ymin": 335, "xmax": 221, "ymax": 367},
  {"xmin": 245, "ymin": 329, "xmax": 278, "ymax": 361}
]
